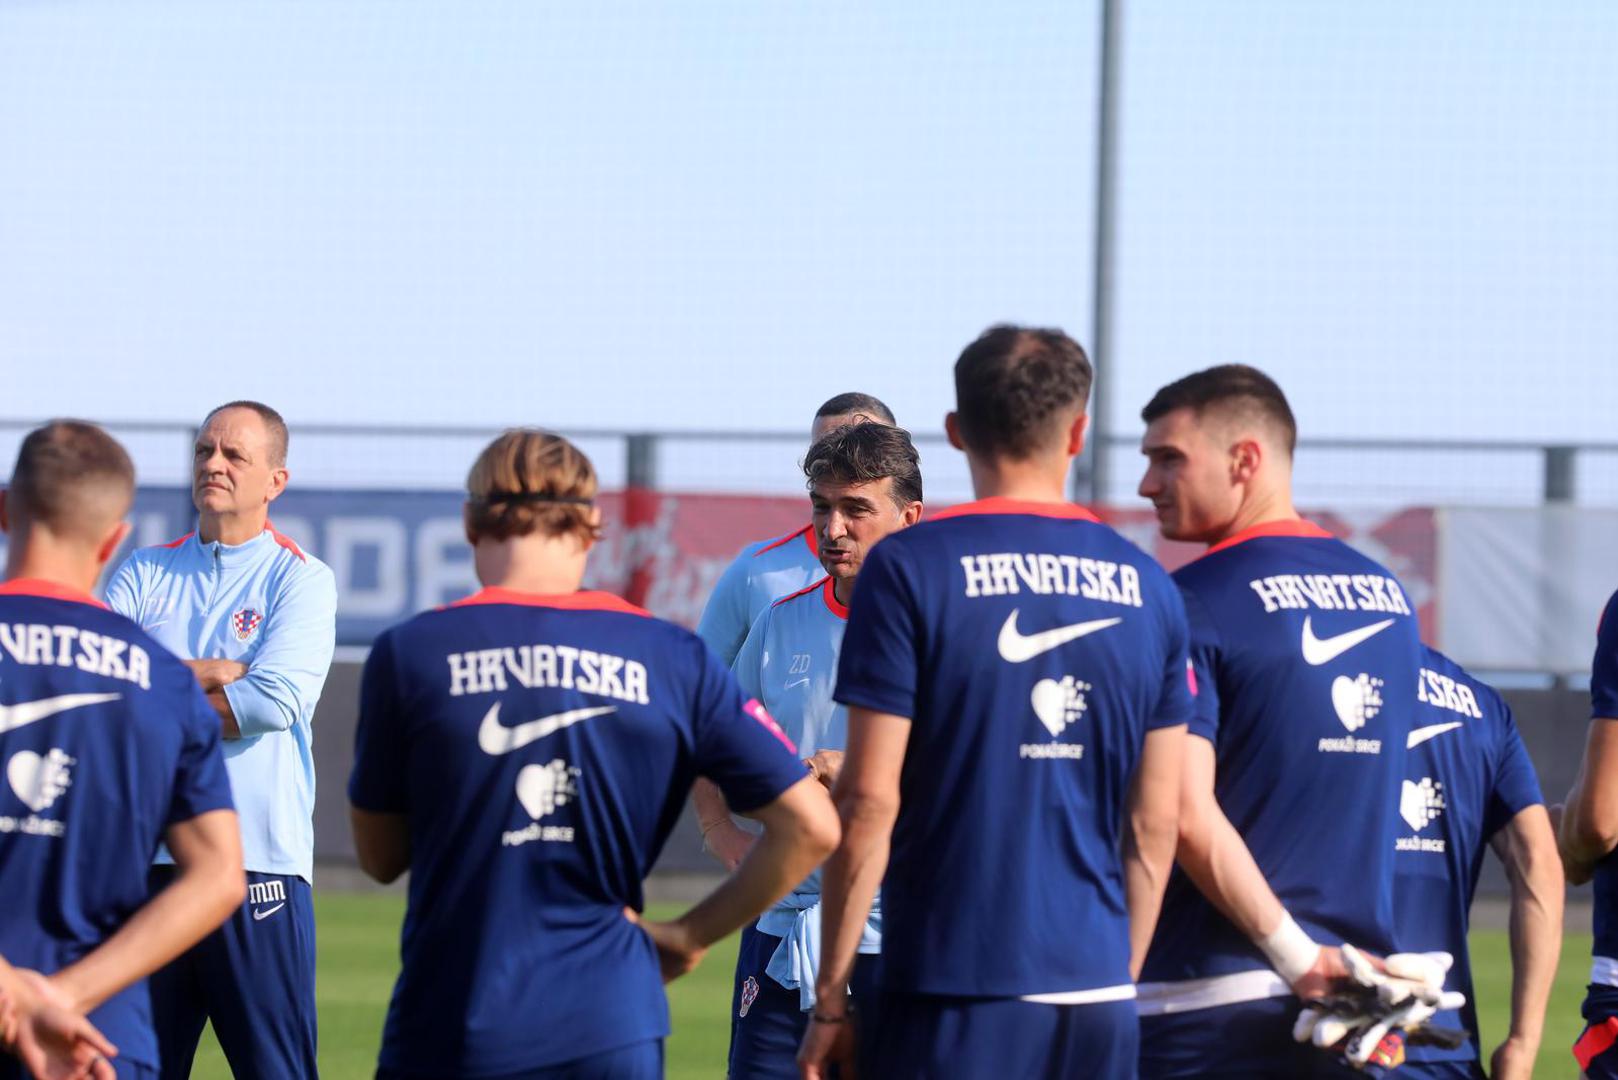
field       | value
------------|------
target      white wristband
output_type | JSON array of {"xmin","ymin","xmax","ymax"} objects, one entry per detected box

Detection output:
[{"xmin": 1256, "ymin": 911, "xmax": 1319, "ymax": 985}]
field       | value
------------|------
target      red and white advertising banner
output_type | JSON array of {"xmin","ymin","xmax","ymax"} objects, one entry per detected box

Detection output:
[{"xmin": 591, "ymin": 492, "xmax": 1441, "ymax": 645}]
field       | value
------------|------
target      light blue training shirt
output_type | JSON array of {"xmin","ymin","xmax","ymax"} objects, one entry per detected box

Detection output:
[
  {"xmin": 696, "ymin": 524, "xmax": 824, "ymax": 665},
  {"xmin": 105, "ymin": 522, "xmax": 337, "ymax": 882},
  {"xmin": 733, "ymin": 575, "xmax": 882, "ymax": 1010}
]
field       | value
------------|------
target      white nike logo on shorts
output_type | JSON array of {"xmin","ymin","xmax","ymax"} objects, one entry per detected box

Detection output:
[
  {"xmin": 251, "ymin": 903, "xmax": 285, "ymax": 921},
  {"xmin": 477, "ymin": 703, "xmax": 617, "ymax": 755},
  {"xmin": 1300, "ymin": 616, "xmax": 1396, "ymax": 666},
  {"xmin": 997, "ymin": 611, "xmax": 1122, "ymax": 663}
]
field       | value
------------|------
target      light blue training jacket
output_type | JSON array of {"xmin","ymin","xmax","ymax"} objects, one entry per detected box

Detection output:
[
  {"xmin": 105, "ymin": 522, "xmax": 337, "ymax": 881},
  {"xmin": 733, "ymin": 575, "xmax": 882, "ymax": 1010},
  {"xmin": 696, "ymin": 524, "xmax": 824, "ymax": 666}
]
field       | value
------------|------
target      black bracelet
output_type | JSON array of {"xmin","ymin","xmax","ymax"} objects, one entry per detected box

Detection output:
[{"xmin": 811, "ymin": 1011, "xmax": 851, "ymax": 1024}]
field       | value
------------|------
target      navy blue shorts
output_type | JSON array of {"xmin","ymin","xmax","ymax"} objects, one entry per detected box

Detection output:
[
  {"xmin": 1577, "ymin": 1017, "xmax": 1618, "ymax": 1078},
  {"xmin": 147, "ymin": 868, "xmax": 317, "ymax": 1080},
  {"xmin": 863, "ymin": 989, "xmax": 1137, "ymax": 1080},
  {"xmin": 727, "ymin": 922, "xmax": 880, "ymax": 1079},
  {"xmin": 1139, "ymin": 995, "xmax": 1367, "ymax": 1079},
  {"xmin": 377, "ymin": 1039, "xmax": 662, "ymax": 1079},
  {"xmin": 1395, "ymin": 1061, "xmax": 1486, "ymax": 1080}
]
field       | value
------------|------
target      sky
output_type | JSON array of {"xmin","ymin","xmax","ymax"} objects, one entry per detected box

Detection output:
[{"xmin": 1, "ymin": 1, "xmax": 1614, "ymax": 503}]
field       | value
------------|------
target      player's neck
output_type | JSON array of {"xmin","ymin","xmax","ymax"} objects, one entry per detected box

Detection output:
[
  {"xmin": 1212, "ymin": 487, "xmax": 1301, "ymax": 545},
  {"xmin": 5, "ymin": 543, "xmax": 102, "ymax": 595},
  {"xmin": 473, "ymin": 536, "xmax": 589, "ymax": 596},
  {"xmin": 966, "ymin": 455, "xmax": 1071, "ymax": 506},
  {"xmin": 198, "ymin": 511, "xmax": 268, "ymax": 547},
  {"xmin": 833, "ymin": 574, "xmax": 853, "ymax": 607}
]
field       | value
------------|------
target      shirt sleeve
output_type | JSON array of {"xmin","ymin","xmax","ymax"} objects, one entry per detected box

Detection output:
[
  {"xmin": 1150, "ymin": 584, "xmax": 1197, "ymax": 731},
  {"xmin": 102, "ymin": 554, "xmax": 144, "ymax": 621},
  {"xmin": 1594, "ymin": 590, "xmax": 1618, "ymax": 719},
  {"xmin": 167, "ymin": 673, "xmax": 236, "ymax": 825},
  {"xmin": 1178, "ymin": 585, "xmax": 1223, "ymax": 743},
  {"xmin": 834, "ymin": 540, "xmax": 922, "ymax": 721},
  {"xmin": 691, "ymin": 637, "xmax": 806, "ymax": 815},
  {"xmin": 223, "ymin": 561, "xmax": 338, "ymax": 738},
  {"xmin": 729, "ymin": 607, "xmax": 771, "ymax": 703},
  {"xmin": 349, "ymin": 630, "xmax": 411, "ymax": 814},
  {"xmin": 696, "ymin": 545, "xmax": 757, "ymax": 666},
  {"xmin": 1483, "ymin": 699, "xmax": 1545, "ymax": 840}
]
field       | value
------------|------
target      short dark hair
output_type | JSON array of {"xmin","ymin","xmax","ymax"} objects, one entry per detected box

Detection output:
[
  {"xmin": 953, "ymin": 325, "xmax": 1092, "ymax": 459},
  {"xmin": 803, "ymin": 422, "xmax": 923, "ymax": 508},
  {"xmin": 202, "ymin": 400, "xmax": 289, "ymax": 467},
  {"xmin": 8, "ymin": 420, "xmax": 135, "ymax": 538},
  {"xmin": 1140, "ymin": 365, "xmax": 1297, "ymax": 456},
  {"xmin": 815, "ymin": 392, "xmax": 896, "ymax": 426}
]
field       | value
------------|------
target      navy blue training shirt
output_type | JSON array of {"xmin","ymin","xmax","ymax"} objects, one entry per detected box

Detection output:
[
  {"xmin": 1589, "ymin": 590, "xmax": 1618, "ymax": 971},
  {"xmin": 1142, "ymin": 521, "xmax": 1424, "ymax": 995},
  {"xmin": 835, "ymin": 497, "xmax": 1194, "ymax": 999},
  {"xmin": 349, "ymin": 587, "xmax": 808, "ymax": 1077},
  {"xmin": 0, "ymin": 578, "xmax": 233, "ymax": 1074},
  {"xmin": 1393, "ymin": 645, "xmax": 1542, "ymax": 1066}
]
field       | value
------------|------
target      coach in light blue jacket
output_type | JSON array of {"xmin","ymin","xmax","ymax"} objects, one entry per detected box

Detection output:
[{"xmin": 105, "ymin": 399, "xmax": 336, "ymax": 1080}]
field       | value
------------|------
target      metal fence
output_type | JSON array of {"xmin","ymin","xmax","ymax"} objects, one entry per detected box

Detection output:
[{"xmin": 2, "ymin": 419, "xmax": 1616, "ymax": 509}]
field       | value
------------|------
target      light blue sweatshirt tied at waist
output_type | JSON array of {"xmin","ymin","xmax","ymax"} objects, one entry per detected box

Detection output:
[{"xmin": 756, "ymin": 871, "xmax": 883, "ymax": 1011}]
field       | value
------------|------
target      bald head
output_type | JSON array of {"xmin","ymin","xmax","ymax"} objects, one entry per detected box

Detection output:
[{"xmin": 7, "ymin": 421, "xmax": 135, "ymax": 544}]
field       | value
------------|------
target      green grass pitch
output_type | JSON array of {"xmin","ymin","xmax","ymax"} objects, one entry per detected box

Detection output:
[{"xmin": 187, "ymin": 893, "xmax": 1592, "ymax": 1078}]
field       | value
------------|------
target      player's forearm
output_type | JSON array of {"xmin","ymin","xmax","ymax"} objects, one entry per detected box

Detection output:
[
  {"xmin": 811, "ymin": 787, "xmax": 896, "ymax": 1007},
  {"xmin": 51, "ymin": 813, "xmax": 245, "ymax": 1013},
  {"xmin": 1125, "ymin": 726, "xmax": 1185, "ymax": 978},
  {"xmin": 1501, "ymin": 809, "xmax": 1563, "ymax": 1044},
  {"xmin": 1564, "ymin": 721, "xmax": 1618, "ymax": 871},
  {"xmin": 1178, "ymin": 795, "xmax": 1286, "ymax": 942},
  {"xmin": 676, "ymin": 777, "xmax": 838, "ymax": 952},
  {"xmin": 693, "ymin": 777, "xmax": 731, "ymax": 830}
]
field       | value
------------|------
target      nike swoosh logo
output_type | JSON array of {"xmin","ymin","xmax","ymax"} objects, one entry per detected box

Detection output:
[
  {"xmin": 252, "ymin": 903, "xmax": 285, "ymax": 921},
  {"xmin": 997, "ymin": 611, "xmax": 1123, "ymax": 663},
  {"xmin": 784, "ymin": 678, "xmax": 810, "ymax": 690},
  {"xmin": 1300, "ymin": 616, "xmax": 1396, "ymax": 666},
  {"xmin": 0, "ymin": 693, "xmax": 122, "ymax": 735},
  {"xmin": 1407, "ymin": 721, "xmax": 1464, "ymax": 748},
  {"xmin": 477, "ymin": 702, "xmax": 617, "ymax": 756}
]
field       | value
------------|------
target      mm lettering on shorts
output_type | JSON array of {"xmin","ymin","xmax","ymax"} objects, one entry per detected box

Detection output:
[
  {"xmin": 1416, "ymin": 668, "xmax": 1483, "ymax": 718},
  {"xmin": 446, "ymin": 645, "xmax": 649, "ymax": 704},
  {"xmin": 247, "ymin": 879, "xmax": 287, "ymax": 906},
  {"xmin": 1247, "ymin": 574, "xmax": 1411, "ymax": 616},
  {"xmin": 960, "ymin": 554, "xmax": 1143, "ymax": 607},
  {"xmin": 0, "ymin": 623, "xmax": 152, "ymax": 690}
]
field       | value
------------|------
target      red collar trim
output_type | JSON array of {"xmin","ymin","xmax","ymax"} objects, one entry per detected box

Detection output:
[
  {"xmin": 754, "ymin": 523, "xmax": 817, "ymax": 558},
  {"xmin": 1202, "ymin": 518, "xmax": 1333, "ymax": 558},
  {"xmin": 822, "ymin": 576, "xmax": 848, "ymax": 619},
  {"xmin": 929, "ymin": 497, "xmax": 1101, "ymax": 523},
  {"xmin": 771, "ymin": 576, "xmax": 847, "ymax": 620},
  {"xmin": 265, "ymin": 520, "xmax": 308, "ymax": 562},
  {"xmin": 158, "ymin": 523, "xmax": 306, "ymax": 562},
  {"xmin": 448, "ymin": 587, "xmax": 650, "ymax": 616},
  {"xmin": 0, "ymin": 578, "xmax": 108, "ymax": 609}
]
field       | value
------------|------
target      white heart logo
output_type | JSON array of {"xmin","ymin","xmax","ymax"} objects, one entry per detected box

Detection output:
[
  {"xmin": 1331, "ymin": 675, "xmax": 1366, "ymax": 732},
  {"xmin": 1400, "ymin": 777, "xmax": 1443, "ymax": 833},
  {"xmin": 516, "ymin": 759, "xmax": 577, "ymax": 820},
  {"xmin": 7, "ymin": 749, "xmax": 72, "ymax": 813},
  {"xmin": 1030, "ymin": 679, "xmax": 1068, "ymax": 738}
]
